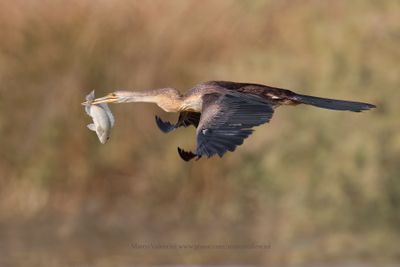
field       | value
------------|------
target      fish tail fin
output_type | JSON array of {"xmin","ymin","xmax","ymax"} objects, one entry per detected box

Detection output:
[{"xmin": 87, "ymin": 123, "xmax": 96, "ymax": 131}]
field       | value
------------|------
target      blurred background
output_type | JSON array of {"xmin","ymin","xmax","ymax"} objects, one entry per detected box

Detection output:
[{"xmin": 0, "ymin": 0, "xmax": 399, "ymax": 266}]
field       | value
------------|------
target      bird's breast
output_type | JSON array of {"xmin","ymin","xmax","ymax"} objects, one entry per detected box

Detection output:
[{"xmin": 181, "ymin": 97, "xmax": 203, "ymax": 112}]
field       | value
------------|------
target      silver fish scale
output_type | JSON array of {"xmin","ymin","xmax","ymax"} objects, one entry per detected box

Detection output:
[{"xmin": 84, "ymin": 90, "xmax": 115, "ymax": 144}]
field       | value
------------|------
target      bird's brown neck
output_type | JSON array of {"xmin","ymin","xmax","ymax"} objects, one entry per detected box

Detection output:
[
  {"xmin": 116, "ymin": 88, "xmax": 185, "ymax": 113},
  {"xmin": 154, "ymin": 94, "xmax": 185, "ymax": 112}
]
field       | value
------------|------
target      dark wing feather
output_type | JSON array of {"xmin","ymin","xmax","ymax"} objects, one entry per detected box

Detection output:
[
  {"xmin": 177, "ymin": 147, "xmax": 199, "ymax": 161},
  {"xmin": 194, "ymin": 92, "xmax": 274, "ymax": 158},
  {"xmin": 155, "ymin": 112, "xmax": 201, "ymax": 133},
  {"xmin": 292, "ymin": 94, "xmax": 376, "ymax": 112},
  {"xmin": 155, "ymin": 116, "xmax": 176, "ymax": 133},
  {"xmin": 178, "ymin": 112, "xmax": 201, "ymax": 128}
]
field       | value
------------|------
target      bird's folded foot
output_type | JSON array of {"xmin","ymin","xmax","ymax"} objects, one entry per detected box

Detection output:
[
  {"xmin": 155, "ymin": 116, "xmax": 176, "ymax": 133},
  {"xmin": 177, "ymin": 147, "xmax": 200, "ymax": 161}
]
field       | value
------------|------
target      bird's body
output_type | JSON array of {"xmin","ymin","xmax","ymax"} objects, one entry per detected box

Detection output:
[{"xmin": 84, "ymin": 81, "xmax": 375, "ymax": 161}]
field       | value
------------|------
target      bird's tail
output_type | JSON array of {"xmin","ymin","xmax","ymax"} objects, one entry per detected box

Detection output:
[{"xmin": 291, "ymin": 93, "xmax": 376, "ymax": 112}]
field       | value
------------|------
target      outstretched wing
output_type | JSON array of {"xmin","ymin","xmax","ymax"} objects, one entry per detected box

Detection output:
[{"xmin": 178, "ymin": 92, "xmax": 274, "ymax": 161}]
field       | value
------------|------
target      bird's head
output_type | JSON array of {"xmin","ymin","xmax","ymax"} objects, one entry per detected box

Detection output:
[
  {"xmin": 81, "ymin": 91, "xmax": 138, "ymax": 105},
  {"xmin": 81, "ymin": 88, "xmax": 183, "ymax": 112}
]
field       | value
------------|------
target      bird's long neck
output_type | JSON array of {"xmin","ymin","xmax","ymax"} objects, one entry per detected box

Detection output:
[{"xmin": 115, "ymin": 88, "xmax": 185, "ymax": 112}]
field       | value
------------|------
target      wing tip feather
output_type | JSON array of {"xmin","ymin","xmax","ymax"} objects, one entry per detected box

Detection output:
[{"xmin": 177, "ymin": 147, "xmax": 199, "ymax": 161}]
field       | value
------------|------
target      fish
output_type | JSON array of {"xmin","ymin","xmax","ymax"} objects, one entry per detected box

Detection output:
[{"xmin": 84, "ymin": 90, "xmax": 115, "ymax": 144}]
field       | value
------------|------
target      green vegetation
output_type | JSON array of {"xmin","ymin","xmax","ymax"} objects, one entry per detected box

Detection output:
[{"xmin": 0, "ymin": 0, "xmax": 399, "ymax": 266}]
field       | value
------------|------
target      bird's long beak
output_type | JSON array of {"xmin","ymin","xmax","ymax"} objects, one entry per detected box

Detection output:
[{"xmin": 81, "ymin": 93, "xmax": 119, "ymax": 105}]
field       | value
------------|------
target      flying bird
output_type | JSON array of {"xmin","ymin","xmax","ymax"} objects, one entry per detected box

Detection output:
[{"xmin": 83, "ymin": 81, "xmax": 375, "ymax": 161}]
